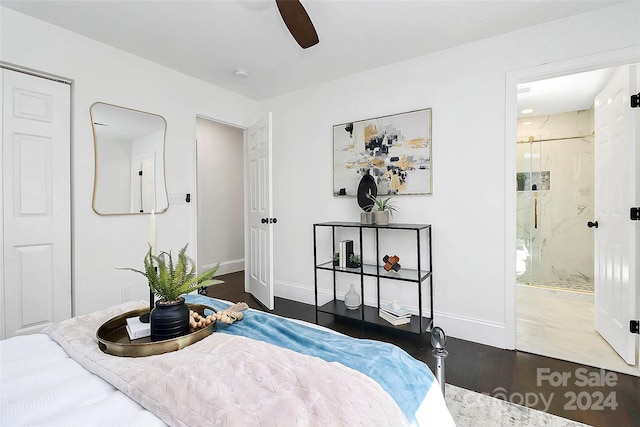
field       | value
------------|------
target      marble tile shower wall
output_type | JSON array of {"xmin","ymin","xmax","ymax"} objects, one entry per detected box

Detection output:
[{"xmin": 516, "ymin": 110, "xmax": 594, "ymax": 289}]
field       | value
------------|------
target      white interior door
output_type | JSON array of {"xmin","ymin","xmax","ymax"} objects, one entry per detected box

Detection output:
[
  {"xmin": 245, "ymin": 113, "xmax": 274, "ymax": 310},
  {"xmin": 593, "ymin": 64, "xmax": 638, "ymax": 365},
  {"xmin": 1, "ymin": 68, "xmax": 72, "ymax": 338}
]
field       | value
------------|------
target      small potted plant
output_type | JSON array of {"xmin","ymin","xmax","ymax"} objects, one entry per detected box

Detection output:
[
  {"xmin": 332, "ymin": 252, "xmax": 340, "ymax": 266},
  {"xmin": 367, "ymin": 194, "xmax": 398, "ymax": 225},
  {"xmin": 122, "ymin": 244, "xmax": 223, "ymax": 341},
  {"xmin": 347, "ymin": 253, "xmax": 361, "ymax": 269}
]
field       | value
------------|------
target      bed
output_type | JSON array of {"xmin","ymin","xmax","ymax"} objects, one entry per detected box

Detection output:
[{"xmin": 1, "ymin": 294, "xmax": 455, "ymax": 426}]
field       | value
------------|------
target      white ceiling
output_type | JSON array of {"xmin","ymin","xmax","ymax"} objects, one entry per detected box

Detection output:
[
  {"xmin": 517, "ymin": 68, "xmax": 615, "ymax": 118},
  {"xmin": 1, "ymin": 0, "xmax": 626, "ymax": 112}
]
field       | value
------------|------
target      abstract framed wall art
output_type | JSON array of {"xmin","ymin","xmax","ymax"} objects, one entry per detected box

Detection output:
[{"xmin": 333, "ymin": 108, "xmax": 432, "ymax": 196}]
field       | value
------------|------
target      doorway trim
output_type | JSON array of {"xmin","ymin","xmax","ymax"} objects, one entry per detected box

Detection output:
[{"xmin": 504, "ymin": 46, "xmax": 640, "ymax": 350}]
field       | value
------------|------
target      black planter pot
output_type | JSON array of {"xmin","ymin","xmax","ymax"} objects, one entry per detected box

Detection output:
[{"xmin": 150, "ymin": 297, "xmax": 190, "ymax": 341}]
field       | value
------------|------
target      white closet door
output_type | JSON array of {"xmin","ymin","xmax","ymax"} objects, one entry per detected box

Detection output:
[{"xmin": 1, "ymin": 69, "xmax": 71, "ymax": 338}]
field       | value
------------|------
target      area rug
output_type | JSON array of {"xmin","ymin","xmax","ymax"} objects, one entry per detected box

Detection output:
[{"xmin": 446, "ymin": 384, "xmax": 591, "ymax": 427}]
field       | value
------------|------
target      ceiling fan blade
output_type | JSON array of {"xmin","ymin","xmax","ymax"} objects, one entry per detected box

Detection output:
[{"xmin": 275, "ymin": 0, "xmax": 319, "ymax": 49}]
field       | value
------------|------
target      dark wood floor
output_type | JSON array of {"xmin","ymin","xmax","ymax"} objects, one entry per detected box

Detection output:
[{"xmin": 205, "ymin": 271, "xmax": 640, "ymax": 427}]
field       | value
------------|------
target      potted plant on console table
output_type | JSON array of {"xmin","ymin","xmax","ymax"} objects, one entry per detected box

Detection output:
[
  {"xmin": 122, "ymin": 244, "xmax": 223, "ymax": 341},
  {"xmin": 367, "ymin": 195, "xmax": 398, "ymax": 225}
]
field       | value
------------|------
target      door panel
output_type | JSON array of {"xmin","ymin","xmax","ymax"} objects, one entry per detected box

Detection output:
[
  {"xmin": 245, "ymin": 114, "xmax": 274, "ymax": 310},
  {"xmin": 594, "ymin": 64, "xmax": 637, "ymax": 365},
  {"xmin": 2, "ymin": 69, "xmax": 71, "ymax": 338}
]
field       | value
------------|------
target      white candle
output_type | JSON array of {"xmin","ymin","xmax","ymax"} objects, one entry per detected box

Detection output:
[{"xmin": 149, "ymin": 210, "xmax": 157, "ymax": 255}]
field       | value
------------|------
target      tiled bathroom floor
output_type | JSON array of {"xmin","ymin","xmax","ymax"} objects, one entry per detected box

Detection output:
[
  {"xmin": 518, "ymin": 277, "xmax": 593, "ymax": 292},
  {"xmin": 516, "ymin": 285, "xmax": 639, "ymax": 377}
]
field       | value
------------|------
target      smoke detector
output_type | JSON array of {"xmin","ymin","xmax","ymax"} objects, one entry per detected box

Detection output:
[{"xmin": 233, "ymin": 68, "xmax": 249, "ymax": 78}]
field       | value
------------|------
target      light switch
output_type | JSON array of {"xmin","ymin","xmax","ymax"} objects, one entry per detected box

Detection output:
[{"xmin": 169, "ymin": 193, "xmax": 186, "ymax": 205}]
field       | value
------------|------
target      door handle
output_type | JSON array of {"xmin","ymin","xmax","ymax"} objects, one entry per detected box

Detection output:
[
  {"xmin": 261, "ymin": 218, "xmax": 268, "ymax": 224},
  {"xmin": 587, "ymin": 220, "xmax": 599, "ymax": 229}
]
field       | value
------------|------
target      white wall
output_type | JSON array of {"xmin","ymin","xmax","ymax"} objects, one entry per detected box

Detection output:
[
  {"xmin": 196, "ymin": 118, "xmax": 244, "ymax": 275},
  {"xmin": 259, "ymin": 1, "xmax": 640, "ymax": 347},
  {"xmin": 1, "ymin": 7, "xmax": 259, "ymax": 315}
]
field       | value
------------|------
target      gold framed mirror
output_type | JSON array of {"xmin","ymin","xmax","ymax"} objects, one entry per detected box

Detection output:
[{"xmin": 90, "ymin": 102, "xmax": 168, "ymax": 215}]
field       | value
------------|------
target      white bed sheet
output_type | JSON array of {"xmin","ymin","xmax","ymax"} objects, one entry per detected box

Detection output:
[{"xmin": 0, "ymin": 334, "xmax": 165, "ymax": 427}]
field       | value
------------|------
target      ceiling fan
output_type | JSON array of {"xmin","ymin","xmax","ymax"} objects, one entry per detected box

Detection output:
[{"xmin": 275, "ymin": 0, "xmax": 319, "ymax": 49}]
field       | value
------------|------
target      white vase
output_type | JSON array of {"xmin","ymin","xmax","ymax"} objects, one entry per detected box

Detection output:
[
  {"xmin": 344, "ymin": 283, "xmax": 361, "ymax": 310},
  {"xmin": 374, "ymin": 210, "xmax": 389, "ymax": 225}
]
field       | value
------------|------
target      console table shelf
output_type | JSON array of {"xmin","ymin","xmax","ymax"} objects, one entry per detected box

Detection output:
[
  {"xmin": 313, "ymin": 221, "xmax": 433, "ymax": 337},
  {"xmin": 316, "ymin": 261, "xmax": 431, "ymax": 282}
]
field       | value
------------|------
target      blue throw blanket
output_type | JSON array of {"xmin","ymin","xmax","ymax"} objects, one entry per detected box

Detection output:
[{"xmin": 184, "ymin": 294, "xmax": 434, "ymax": 424}]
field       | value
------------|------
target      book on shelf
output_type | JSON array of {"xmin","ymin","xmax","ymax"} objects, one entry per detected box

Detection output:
[
  {"xmin": 126, "ymin": 316, "xmax": 151, "ymax": 339},
  {"xmin": 339, "ymin": 239, "xmax": 353, "ymax": 268},
  {"xmin": 379, "ymin": 309, "xmax": 411, "ymax": 326},
  {"xmin": 380, "ymin": 303, "xmax": 411, "ymax": 318}
]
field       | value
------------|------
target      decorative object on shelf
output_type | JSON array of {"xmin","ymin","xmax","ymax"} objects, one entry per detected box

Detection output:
[
  {"xmin": 381, "ymin": 301, "xmax": 410, "ymax": 317},
  {"xmin": 120, "ymin": 244, "xmax": 224, "ymax": 341},
  {"xmin": 383, "ymin": 255, "xmax": 401, "ymax": 272},
  {"xmin": 379, "ymin": 310, "xmax": 410, "ymax": 326},
  {"xmin": 368, "ymin": 195, "xmax": 398, "ymax": 225},
  {"xmin": 357, "ymin": 173, "xmax": 377, "ymax": 224},
  {"xmin": 379, "ymin": 302, "xmax": 411, "ymax": 325},
  {"xmin": 339, "ymin": 239, "xmax": 354, "ymax": 268},
  {"xmin": 347, "ymin": 253, "xmax": 361, "ymax": 268},
  {"xmin": 333, "ymin": 108, "xmax": 432, "ymax": 197},
  {"xmin": 332, "ymin": 252, "xmax": 340, "ymax": 266},
  {"xmin": 344, "ymin": 283, "xmax": 361, "ymax": 310},
  {"xmin": 360, "ymin": 211, "xmax": 375, "ymax": 224}
]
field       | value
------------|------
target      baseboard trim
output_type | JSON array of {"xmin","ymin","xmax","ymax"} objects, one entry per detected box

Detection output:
[
  {"xmin": 276, "ymin": 281, "xmax": 508, "ymax": 348},
  {"xmin": 275, "ymin": 280, "xmax": 315, "ymax": 305},
  {"xmin": 202, "ymin": 259, "xmax": 244, "ymax": 276},
  {"xmin": 433, "ymin": 311, "xmax": 508, "ymax": 349}
]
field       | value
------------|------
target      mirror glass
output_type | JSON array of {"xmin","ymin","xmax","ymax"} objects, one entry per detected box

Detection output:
[{"xmin": 91, "ymin": 102, "xmax": 168, "ymax": 215}]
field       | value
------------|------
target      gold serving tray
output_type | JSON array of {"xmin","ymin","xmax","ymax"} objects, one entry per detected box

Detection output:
[{"xmin": 96, "ymin": 303, "xmax": 216, "ymax": 357}]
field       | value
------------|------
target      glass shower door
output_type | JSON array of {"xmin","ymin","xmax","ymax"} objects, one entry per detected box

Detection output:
[{"xmin": 516, "ymin": 140, "xmax": 544, "ymax": 286}]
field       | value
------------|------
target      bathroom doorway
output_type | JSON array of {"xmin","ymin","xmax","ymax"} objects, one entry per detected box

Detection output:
[{"xmin": 514, "ymin": 66, "xmax": 639, "ymax": 376}]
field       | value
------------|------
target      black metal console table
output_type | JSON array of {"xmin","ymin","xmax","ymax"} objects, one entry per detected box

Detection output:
[{"xmin": 313, "ymin": 221, "xmax": 433, "ymax": 337}]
